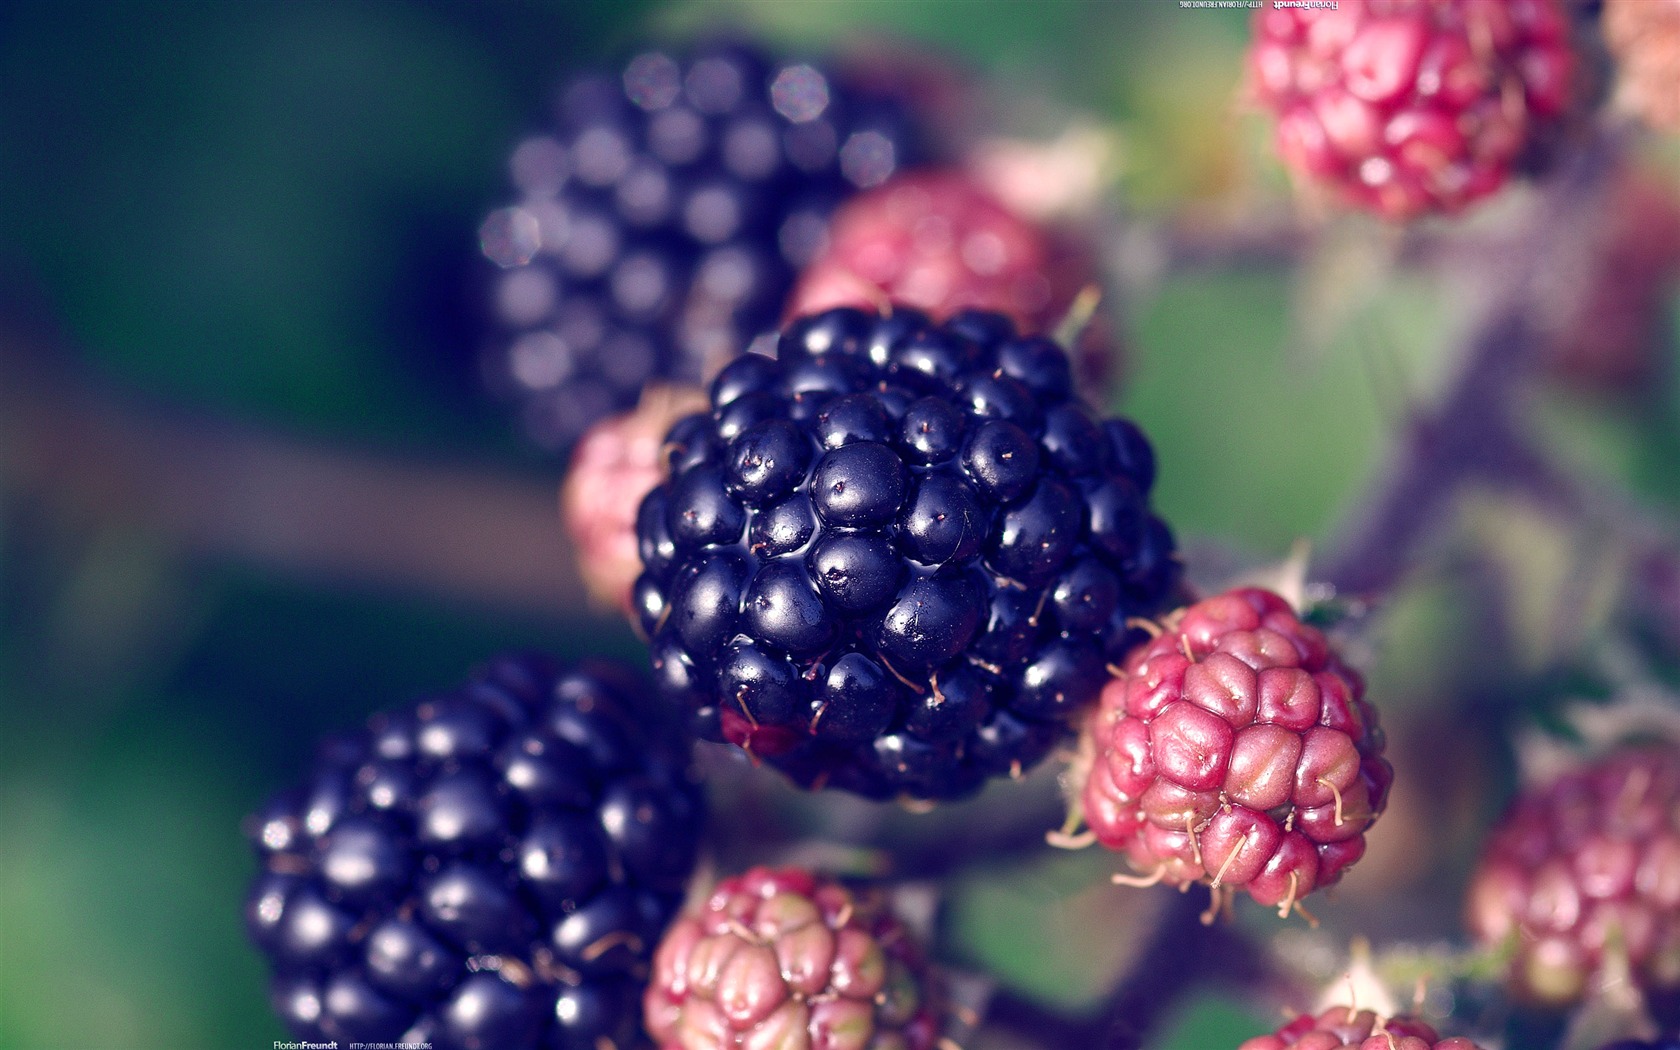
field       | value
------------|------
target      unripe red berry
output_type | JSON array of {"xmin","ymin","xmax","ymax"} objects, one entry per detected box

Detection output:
[
  {"xmin": 785, "ymin": 168, "xmax": 1083, "ymax": 333},
  {"xmin": 1605, "ymin": 0, "xmax": 1680, "ymax": 133},
  {"xmin": 1076, "ymin": 587, "xmax": 1391, "ymax": 919},
  {"xmin": 1248, "ymin": 0, "xmax": 1575, "ymax": 221},
  {"xmin": 561, "ymin": 386, "xmax": 709, "ymax": 613},
  {"xmin": 1239, "ymin": 1006, "xmax": 1484, "ymax": 1050},
  {"xmin": 1465, "ymin": 746, "xmax": 1680, "ymax": 1006},
  {"xmin": 644, "ymin": 867, "xmax": 942, "ymax": 1050}
]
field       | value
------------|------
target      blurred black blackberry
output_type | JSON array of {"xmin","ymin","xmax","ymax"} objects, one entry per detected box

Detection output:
[
  {"xmin": 479, "ymin": 40, "xmax": 924, "ymax": 454},
  {"xmin": 244, "ymin": 652, "xmax": 704, "ymax": 1050},
  {"xmin": 634, "ymin": 306, "xmax": 1180, "ymax": 802}
]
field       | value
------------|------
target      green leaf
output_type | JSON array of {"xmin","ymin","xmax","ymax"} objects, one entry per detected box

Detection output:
[
  {"xmin": 1150, "ymin": 991, "xmax": 1275, "ymax": 1050},
  {"xmin": 947, "ymin": 850, "xmax": 1168, "ymax": 1011}
]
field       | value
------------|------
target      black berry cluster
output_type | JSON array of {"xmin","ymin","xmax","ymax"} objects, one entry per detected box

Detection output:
[
  {"xmin": 479, "ymin": 40, "xmax": 921, "ymax": 453},
  {"xmin": 244, "ymin": 653, "xmax": 704, "ymax": 1050},
  {"xmin": 634, "ymin": 306, "xmax": 1179, "ymax": 801}
]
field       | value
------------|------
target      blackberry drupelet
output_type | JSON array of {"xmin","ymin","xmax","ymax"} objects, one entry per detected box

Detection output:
[
  {"xmin": 634, "ymin": 306, "xmax": 1179, "ymax": 801},
  {"xmin": 244, "ymin": 653, "xmax": 705, "ymax": 1049},
  {"xmin": 643, "ymin": 866, "xmax": 942, "ymax": 1050},
  {"xmin": 479, "ymin": 40, "xmax": 923, "ymax": 453}
]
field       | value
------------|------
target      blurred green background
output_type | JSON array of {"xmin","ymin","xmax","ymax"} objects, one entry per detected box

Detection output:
[{"xmin": 3, "ymin": 3, "xmax": 1678, "ymax": 1049}]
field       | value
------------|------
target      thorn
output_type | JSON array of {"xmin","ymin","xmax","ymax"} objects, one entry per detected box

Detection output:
[
  {"xmin": 1053, "ymin": 283, "xmax": 1104, "ymax": 349},
  {"xmin": 1185, "ymin": 811, "xmax": 1204, "ymax": 870},
  {"xmin": 1106, "ymin": 662, "xmax": 1129, "ymax": 678},
  {"xmin": 1180, "ymin": 633, "xmax": 1196, "ymax": 663},
  {"xmin": 834, "ymin": 901, "xmax": 854, "ymax": 929}
]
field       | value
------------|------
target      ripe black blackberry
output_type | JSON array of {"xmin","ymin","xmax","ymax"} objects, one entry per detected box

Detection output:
[
  {"xmin": 634, "ymin": 306, "xmax": 1179, "ymax": 801},
  {"xmin": 479, "ymin": 40, "xmax": 923, "ymax": 453},
  {"xmin": 244, "ymin": 652, "xmax": 704, "ymax": 1050}
]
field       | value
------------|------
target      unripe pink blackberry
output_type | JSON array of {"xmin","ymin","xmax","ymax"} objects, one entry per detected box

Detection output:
[
  {"xmin": 1248, "ymin": 0, "xmax": 1575, "ymax": 220},
  {"xmin": 1605, "ymin": 0, "xmax": 1680, "ymax": 133},
  {"xmin": 784, "ymin": 168, "xmax": 1095, "ymax": 339},
  {"xmin": 561, "ymin": 386, "xmax": 708, "ymax": 613},
  {"xmin": 644, "ymin": 867, "xmax": 941, "ymax": 1050},
  {"xmin": 1465, "ymin": 746, "xmax": 1680, "ymax": 1006},
  {"xmin": 1076, "ymin": 587, "xmax": 1392, "ymax": 920},
  {"xmin": 1240, "ymin": 1006, "xmax": 1483, "ymax": 1050}
]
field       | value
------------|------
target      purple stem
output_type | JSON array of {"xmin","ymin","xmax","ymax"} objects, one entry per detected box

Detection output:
[{"xmin": 1320, "ymin": 129, "xmax": 1621, "ymax": 597}]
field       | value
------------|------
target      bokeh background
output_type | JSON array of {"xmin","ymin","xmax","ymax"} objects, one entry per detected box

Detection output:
[{"xmin": 4, "ymin": 2, "xmax": 1680, "ymax": 1048}]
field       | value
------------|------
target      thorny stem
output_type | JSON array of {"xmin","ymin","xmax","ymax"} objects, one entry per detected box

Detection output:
[
  {"xmin": 984, "ymin": 889, "xmax": 1275, "ymax": 1050},
  {"xmin": 1098, "ymin": 889, "xmax": 1274, "ymax": 1050},
  {"xmin": 888, "ymin": 800, "xmax": 1074, "ymax": 880},
  {"xmin": 1320, "ymin": 126, "xmax": 1624, "ymax": 598}
]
